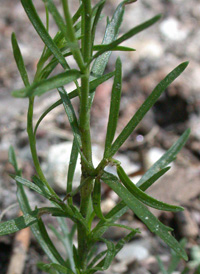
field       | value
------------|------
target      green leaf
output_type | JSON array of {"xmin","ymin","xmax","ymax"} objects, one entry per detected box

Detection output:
[
  {"xmin": 37, "ymin": 262, "xmax": 75, "ymax": 274},
  {"xmin": 58, "ymin": 87, "xmax": 81, "ymax": 145},
  {"xmin": 8, "ymin": 146, "xmax": 19, "ymax": 174},
  {"xmin": 93, "ymin": 44, "xmax": 136, "ymax": 52},
  {"xmin": 139, "ymin": 167, "xmax": 171, "ymax": 191},
  {"xmin": 91, "ymin": 201, "xmax": 128, "ymax": 241},
  {"xmin": 117, "ymin": 165, "xmax": 184, "ymax": 212},
  {"xmin": 56, "ymin": 218, "xmax": 76, "ymax": 272},
  {"xmin": 100, "ymin": 239, "xmax": 115, "ymax": 270},
  {"xmin": 92, "ymin": 168, "xmax": 170, "ymax": 240},
  {"xmin": 168, "ymin": 239, "xmax": 187, "ymax": 274},
  {"xmin": 11, "ymin": 33, "xmax": 30, "ymax": 87},
  {"xmin": 38, "ymin": 207, "xmax": 71, "ymax": 218},
  {"xmin": 37, "ymin": 218, "xmax": 66, "ymax": 265},
  {"xmin": 14, "ymin": 175, "xmax": 51, "ymax": 199},
  {"xmin": 41, "ymin": 31, "xmax": 65, "ymax": 65},
  {"xmin": 91, "ymin": 0, "xmax": 106, "ymax": 45},
  {"xmin": 34, "ymin": 70, "xmax": 115, "ymax": 135},
  {"xmin": 91, "ymin": 1, "xmax": 126, "ymax": 78},
  {"xmin": 72, "ymin": 4, "xmax": 83, "ymax": 24},
  {"xmin": 104, "ymin": 58, "xmax": 122, "ymax": 156},
  {"xmin": 109, "ymin": 61, "xmax": 189, "ymax": 157},
  {"xmin": 73, "ymin": 245, "xmax": 81, "ymax": 270},
  {"xmin": 9, "ymin": 148, "xmax": 64, "ymax": 265},
  {"xmin": 21, "ymin": 0, "xmax": 68, "ymax": 69},
  {"xmin": 91, "ymin": 223, "xmax": 139, "ymax": 241},
  {"xmin": 12, "ymin": 69, "xmax": 82, "ymax": 98},
  {"xmin": 137, "ymin": 129, "xmax": 190, "ymax": 188},
  {"xmin": 92, "ymin": 14, "xmax": 161, "ymax": 61},
  {"xmin": 66, "ymin": 139, "xmax": 79, "ymax": 205},
  {"xmin": 157, "ymin": 256, "xmax": 168, "ymax": 274},
  {"xmin": 44, "ymin": 0, "xmax": 84, "ymax": 70},
  {"xmin": 89, "ymin": 239, "xmax": 115, "ymax": 272},
  {"xmin": 102, "ymin": 171, "xmax": 188, "ymax": 260},
  {"xmin": 87, "ymin": 250, "xmax": 107, "ymax": 269},
  {"xmin": 0, "ymin": 209, "xmax": 38, "ymax": 236},
  {"xmin": 93, "ymin": 179, "xmax": 111, "ymax": 222},
  {"xmin": 58, "ymin": 87, "xmax": 93, "ymax": 173},
  {"xmin": 115, "ymin": 230, "xmax": 138, "ymax": 254}
]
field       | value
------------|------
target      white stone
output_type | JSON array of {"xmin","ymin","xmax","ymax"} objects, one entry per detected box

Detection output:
[
  {"xmin": 43, "ymin": 142, "xmax": 102, "ymax": 192},
  {"xmin": 134, "ymin": 39, "xmax": 164, "ymax": 59},
  {"xmin": 116, "ymin": 241, "xmax": 149, "ymax": 263},
  {"xmin": 160, "ymin": 17, "xmax": 189, "ymax": 41},
  {"xmin": 144, "ymin": 147, "xmax": 166, "ymax": 169}
]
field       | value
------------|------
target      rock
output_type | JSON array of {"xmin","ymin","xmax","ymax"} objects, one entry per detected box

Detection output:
[
  {"xmin": 111, "ymin": 261, "xmax": 128, "ymax": 273},
  {"xmin": 42, "ymin": 142, "xmax": 103, "ymax": 192},
  {"xmin": 159, "ymin": 17, "xmax": 189, "ymax": 41},
  {"xmin": 144, "ymin": 147, "xmax": 166, "ymax": 169},
  {"xmin": 116, "ymin": 239, "xmax": 150, "ymax": 263},
  {"xmin": 133, "ymin": 39, "xmax": 164, "ymax": 59}
]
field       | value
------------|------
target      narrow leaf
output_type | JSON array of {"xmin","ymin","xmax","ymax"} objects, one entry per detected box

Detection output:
[
  {"xmin": 104, "ymin": 58, "xmax": 122, "ymax": 156},
  {"xmin": 93, "ymin": 179, "xmax": 111, "ymax": 221},
  {"xmin": 139, "ymin": 167, "xmax": 170, "ymax": 191},
  {"xmin": 37, "ymin": 263, "xmax": 75, "ymax": 274},
  {"xmin": 87, "ymin": 250, "xmax": 107, "ymax": 269},
  {"xmin": 14, "ymin": 175, "xmax": 51, "ymax": 199},
  {"xmin": 0, "ymin": 210, "xmax": 38, "ymax": 236},
  {"xmin": 102, "ymin": 171, "xmax": 188, "ymax": 260},
  {"xmin": 58, "ymin": 87, "xmax": 81, "ymax": 145},
  {"xmin": 57, "ymin": 218, "xmax": 76, "ymax": 272},
  {"xmin": 91, "ymin": 1, "xmax": 126, "ymax": 78},
  {"xmin": 92, "ymin": 168, "xmax": 170, "ymax": 240},
  {"xmin": 115, "ymin": 230, "xmax": 138, "ymax": 254},
  {"xmin": 89, "ymin": 0, "xmax": 126, "ymax": 107},
  {"xmin": 101, "ymin": 239, "xmax": 115, "ymax": 270},
  {"xmin": 34, "ymin": 70, "xmax": 114, "ymax": 135},
  {"xmin": 168, "ymin": 239, "xmax": 187, "ymax": 274},
  {"xmin": 21, "ymin": 0, "xmax": 68, "ymax": 69},
  {"xmin": 137, "ymin": 129, "xmax": 190, "ymax": 188},
  {"xmin": 11, "ymin": 33, "xmax": 30, "ymax": 87},
  {"xmin": 8, "ymin": 146, "xmax": 19, "ymax": 173},
  {"xmin": 117, "ymin": 165, "xmax": 184, "ymax": 212},
  {"xmin": 66, "ymin": 138, "xmax": 79, "ymax": 205},
  {"xmin": 90, "ymin": 239, "xmax": 115, "ymax": 272},
  {"xmin": 93, "ymin": 45, "xmax": 136, "ymax": 52},
  {"xmin": 58, "ymin": 87, "xmax": 93, "ymax": 172},
  {"xmin": 12, "ymin": 69, "xmax": 82, "ymax": 98},
  {"xmin": 44, "ymin": 0, "xmax": 84, "ymax": 70},
  {"xmin": 91, "ymin": 0, "xmax": 106, "ymax": 45},
  {"xmin": 157, "ymin": 256, "xmax": 168, "ymax": 274},
  {"xmin": 72, "ymin": 4, "xmax": 83, "ymax": 23},
  {"xmin": 109, "ymin": 61, "xmax": 189, "ymax": 157},
  {"xmin": 92, "ymin": 14, "xmax": 161, "ymax": 61},
  {"xmin": 9, "ymin": 148, "xmax": 64, "ymax": 264}
]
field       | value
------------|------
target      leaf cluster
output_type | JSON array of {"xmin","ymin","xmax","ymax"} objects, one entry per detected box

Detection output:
[{"xmin": 0, "ymin": 0, "xmax": 190, "ymax": 273}]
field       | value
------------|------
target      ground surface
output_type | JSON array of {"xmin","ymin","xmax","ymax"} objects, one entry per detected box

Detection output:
[{"xmin": 0, "ymin": 0, "xmax": 200, "ymax": 273}]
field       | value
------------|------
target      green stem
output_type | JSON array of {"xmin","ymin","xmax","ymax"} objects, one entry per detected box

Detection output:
[
  {"xmin": 77, "ymin": 0, "xmax": 93, "ymax": 269},
  {"xmin": 61, "ymin": 0, "xmax": 85, "ymax": 71},
  {"xmin": 27, "ymin": 97, "xmax": 55, "ymax": 196}
]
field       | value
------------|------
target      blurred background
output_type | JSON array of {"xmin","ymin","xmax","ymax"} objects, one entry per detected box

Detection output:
[{"xmin": 0, "ymin": 0, "xmax": 200, "ymax": 273}]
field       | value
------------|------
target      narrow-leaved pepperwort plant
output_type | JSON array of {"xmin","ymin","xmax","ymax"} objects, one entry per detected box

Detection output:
[{"xmin": 0, "ymin": 0, "xmax": 190, "ymax": 273}]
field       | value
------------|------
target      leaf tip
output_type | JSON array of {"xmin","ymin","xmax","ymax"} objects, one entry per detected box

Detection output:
[
  {"xmin": 155, "ymin": 13, "xmax": 163, "ymax": 21},
  {"xmin": 181, "ymin": 61, "xmax": 189, "ymax": 71}
]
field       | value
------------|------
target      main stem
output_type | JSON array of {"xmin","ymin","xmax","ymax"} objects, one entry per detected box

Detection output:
[{"xmin": 78, "ymin": 0, "xmax": 93, "ymax": 269}]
